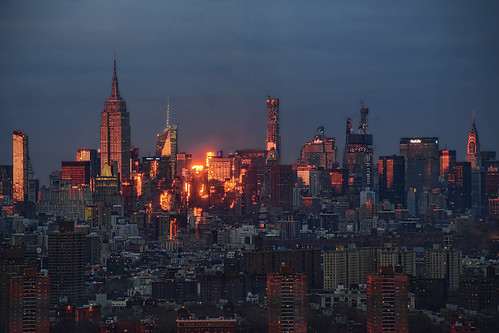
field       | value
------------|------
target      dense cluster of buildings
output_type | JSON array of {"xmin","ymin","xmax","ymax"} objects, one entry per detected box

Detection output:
[{"xmin": 0, "ymin": 61, "xmax": 498, "ymax": 332}]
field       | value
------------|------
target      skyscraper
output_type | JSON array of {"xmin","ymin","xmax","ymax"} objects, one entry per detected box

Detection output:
[
  {"xmin": 378, "ymin": 155, "xmax": 405, "ymax": 206},
  {"xmin": 298, "ymin": 126, "xmax": 337, "ymax": 169},
  {"xmin": 48, "ymin": 221, "xmax": 86, "ymax": 306},
  {"xmin": 100, "ymin": 60, "xmax": 131, "ymax": 181},
  {"xmin": 343, "ymin": 105, "xmax": 374, "ymax": 194},
  {"xmin": 366, "ymin": 266, "xmax": 409, "ymax": 333},
  {"xmin": 267, "ymin": 266, "xmax": 307, "ymax": 333},
  {"xmin": 466, "ymin": 111, "xmax": 482, "ymax": 216},
  {"xmin": 12, "ymin": 130, "xmax": 29, "ymax": 203},
  {"xmin": 266, "ymin": 97, "xmax": 281, "ymax": 164},
  {"xmin": 400, "ymin": 137, "xmax": 440, "ymax": 193},
  {"xmin": 466, "ymin": 111, "xmax": 481, "ymax": 170},
  {"xmin": 440, "ymin": 149, "xmax": 456, "ymax": 180}
]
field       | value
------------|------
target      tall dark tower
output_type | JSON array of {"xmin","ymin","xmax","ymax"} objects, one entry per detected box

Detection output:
[
  {"xmin": 266, "ymin": 97, "xmax": 280, "ymax": 164},
  {"xmin": 100, "ymin": 59, "xmax": 131, "ymax": 181}
]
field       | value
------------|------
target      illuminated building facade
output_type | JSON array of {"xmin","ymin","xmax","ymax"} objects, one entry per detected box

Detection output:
[
  {"xmin": 330, "ymin": 168, "xmax": 348, "ymax": 196},
  {"xmin": 466, "ymin": 112, "xmax": 482, "ymax": 217},
  {"xmin": 298, "ymin": 126, "xmax": 337, "ymax": 169},
  {"xmin": 366, "ymin": 266, "xmax": 408, "ymax": 333},
  {"xmin": 61, "ymin": 161, "xmax": 91, "ymax": 185},
  {"xmin": 12, "ymin": 130, "xmax": 29, "ymax": 203},
  {"xmin": 235, "ymin": 149, "xmax": 266, "ymax": 217},
  {"xmin": 440, "ymin": 149, "xmax": 456, "ymax": 180},
  {"xmin": 208, "ymin": 156, "xmax": 233, "ymax": 182},
  {"xmin": 48, "ymin": 221, "xmax": 86, "ymax": 306},
  {"xmin": 176, "ymin": 153, "xmax": 192, "ymax": 178},
  {"xmin": 76, "ymin": 148, "xmax": 100, "ymax": 177},
  {"xmin": 343, "ymin": 105, "xmax": 374, "ymax": 194},
  {"xmin": 425, "ymin": 245, "xmax": 462, "ymax": 292},
  {"xmin": 378, "ymin": 155, "xmax": 405, "ymax": 206},
  {"xmin": 177, "ymin": 318, "xmax": 236, "ymax": 333},
  {"xmin": 9, "ymin": 269, "xmax": 50, "ymax": 333},
  {"xmin": 100, "ymin": 60, "xmax": 131, "ymax": 182},
  {"xmin": 267, "ymin": 266, "xmax": 307, "ymax": 333},
  {"xmin": 94, "ymin": 163, "xmax": 122, "ymax": 207},
  {"xmin": 266, "ymin": 97, "xmax": 281, "ymax": 164},
  {"xmin": 400, "ymin": 137, "xmax": 440, "ymax": 194}
]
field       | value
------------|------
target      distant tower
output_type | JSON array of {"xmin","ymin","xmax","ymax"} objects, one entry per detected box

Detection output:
[
  {"xmin": 266, "ymin": 97, "xmax": 281, "ymax": 164},
  {"xmin": 466, "ymin": 110, "xmax": 481, "ymax": 170},
  {"xmin": 465, "ymin": 110, "xmax": 482, "ymax": 217},
  {"xmin": 12, "ymin": 130, "xmax": 29, "ymax": 203},
  {"xmin": 100, "ymin": 59, "xmax": 131, "ymax": 181},
  {"xmin": 156, "ymin": 98, "xmax": 178, "ymax": 179}
]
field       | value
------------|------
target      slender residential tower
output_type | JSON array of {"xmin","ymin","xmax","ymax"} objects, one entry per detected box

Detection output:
[
  {"xmin": 100, "ymin": 59, "xmax": 131, "ymax": 181},
  {"xmin": 12, "ymin": 130, "xmax": 29, "ymax": 203},
  {"xmin": 266, "ymin": 97, "xmax": 281, "ymax": 164}
]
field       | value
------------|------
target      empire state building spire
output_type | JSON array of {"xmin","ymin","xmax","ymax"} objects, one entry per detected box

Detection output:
[{"xmin": 110, "ymin": 59, "xmax": 122, "ymax": 100}]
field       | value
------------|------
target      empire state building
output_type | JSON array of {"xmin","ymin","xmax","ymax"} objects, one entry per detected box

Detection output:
[{"xmin": 100, "ymin": 60, "xmax": 131, "ymax": 181}]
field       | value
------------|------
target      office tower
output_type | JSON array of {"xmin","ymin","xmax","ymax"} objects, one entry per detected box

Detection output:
[
  {"xmin": 440, "ymin": 150, "xmax": 456, "ymax": 180},
  {"xmin": 270, "ymin": 165, "xmax": 293, "ymax": 211},
  {"xmin": 12, "ymin": 130, "xmax": 29, "ymax": 203},
  {"xmin": 400, "ymin": 137, "xmax": 439, "ymax": 194},
  {"xmin": 266, "ymin": 97, "xmax": 281, "ymax": 164},
  {"xmin": 343, "ymin": 105, "xmax": 374, "ymax": 194},
  {"xmin": 465, "ymin": 112, "xmax": 482, "ymax": 217},
  {"xmin": 0, "ymin": 165, "xmax": 12, "ymax": 196},
  {"xmin": 77, "ymin": 148, "xmax": 100, "ymax": 177},
  {"xmin": 425, "ymin": 245, "xmax": 462, "ymax": 293},
  {"xmin": 366, "ymin": 266, "xmax": 408, "ymax": 333},
  {"xmin": 235, "ymin": 149, "xmax": 266, "ymax": 217},
  {"xmin": 100, "ymin": 60, "xmax": 131, "ymax": 181},
  {"xmin": 61, "ymin": 161, "xmax": 91, "ymax": 185},
  {"xmin": 378, "ymin": 155, "xmax": 405, "ymax": 206},
  {"xmin": 208, "ymin": 155, "xmax": 232, "ymax": 182},
  {"xmin": 94, "ymin": 162, "xmax": 122, "ymax": 207},
  {"xmin": 267, "ymin": 266, "xmax": 307, "ymax": 333},
  {"xmin": 176, "ymin": 153, "xmax": 192, "ymax": 178},
  {"xmin": 48, "ymin": 221, "xmax": 86, "ymax": 306},
  {"xmin": 298, "ymin": 126, "xmax": 337, "ymax": 169},
  {"xmin": 86, "ymin": 232, "xmax": 102, "ymax": 265},
  {"xmin": 38, "ymin": 171, "xmax": 93, "ymax": 222},
  {"xmin": 447, "ymin": 162, "xmax": 472, "ymax": 214},
  {"xmin": 9, "ymin": 269, "xmax": 50, "ymax": 333},
  {"xmin": 466, "ymin": 111, "xmax": 481, "ymax": 170},
  {"xmin": 156, "ymin": 101, "xmax": 178, "ymax": 180},
  {"xmin": 330, "ymin": 168, "xmax": 348, "ymax": 196}
]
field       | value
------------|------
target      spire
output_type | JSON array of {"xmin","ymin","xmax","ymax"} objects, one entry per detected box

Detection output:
[
  {"xmin": 166, "ymin": 96, "xmax": 170, "ymax": 129},
  {"xmin": 110, "ymin": 58, "xmax": 121, "ymax": 100}
]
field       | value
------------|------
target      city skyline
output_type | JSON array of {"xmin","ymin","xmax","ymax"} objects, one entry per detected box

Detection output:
[{"xmin": 1, "ymin": 1, "xmax": 498, "ymax": 184}]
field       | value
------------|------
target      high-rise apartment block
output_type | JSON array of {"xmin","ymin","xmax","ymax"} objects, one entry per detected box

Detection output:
[
  {"xmin": 267, "ymin": 266, "xmax": 307, "ymax": 333},
  {"xmin": 100, "ymin": 60, "xmax": 131, "ymax": 181},
  {"xmin": 270, "ymin": 165, "xmax": 293, "ymax": 211},
  {"xmin": 266, "ymin": 97, "xmax": 281, "ymax": 164},
  {"xmin": 48, "ymin": 221, "xmax": 86, "ymax": 306},
  {"xmin": 425, "ymin": 245, "xmax": 462, "ymax": 292},
  {"xmin": 12, "ymin": 130, "xmax": 29, "ymax": 203},
  {"xmin": 366, "ymin": 266, "xmax": 408, "ymax": 333},
  {"xmin": 323, "ymin": 246, "xmax": 416, "ymax": 291},
  {"xmin": 9, "ymin": 269, "xmax": 50, "ymax": 333}
]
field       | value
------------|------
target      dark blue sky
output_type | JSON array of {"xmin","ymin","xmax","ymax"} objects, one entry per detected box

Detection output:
[{"xmin": 1, "ymin": 1, "xmax": 498, "ymax": 185}]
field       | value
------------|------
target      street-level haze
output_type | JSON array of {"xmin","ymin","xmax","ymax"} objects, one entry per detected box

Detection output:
[{"xmin": 1, "ymin": 0, "xmax": 498, "ymax": 185}]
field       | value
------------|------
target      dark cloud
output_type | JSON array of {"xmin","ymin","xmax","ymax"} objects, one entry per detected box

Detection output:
[{"xmin": 1, "ymin": 1, "xmax": 498, "ymax": 184}]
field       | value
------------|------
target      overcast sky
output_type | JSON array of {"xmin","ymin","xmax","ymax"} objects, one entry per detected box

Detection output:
[{"xmin": 1, "ymin": 1, "xmax": 498, "ymax": 184}]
